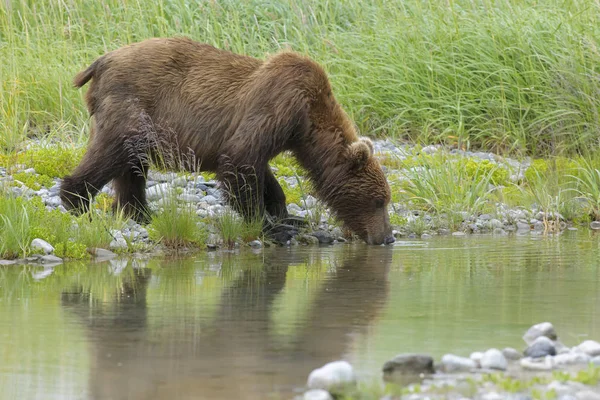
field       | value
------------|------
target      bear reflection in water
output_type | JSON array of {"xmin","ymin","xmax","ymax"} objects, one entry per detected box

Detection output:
[{"xmin": 61, "ymin": 247, "xmax": 392, "ymax": 400}]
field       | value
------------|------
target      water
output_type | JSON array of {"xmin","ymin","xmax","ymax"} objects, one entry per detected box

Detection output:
[{"xmin": 1, "ymin": 232, "xmax": 600, "ymax": 399}]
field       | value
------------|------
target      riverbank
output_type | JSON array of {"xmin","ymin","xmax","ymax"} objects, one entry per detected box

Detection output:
[
  {"xmin": 1, "ymin": 138, "xmax": 600, "ymax": 262},
  {"xmin": 301, "ymin": 322, "xmax": 600, "ymax": 400}
]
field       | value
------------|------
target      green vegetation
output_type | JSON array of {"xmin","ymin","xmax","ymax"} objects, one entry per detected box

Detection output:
[
  {"xmin": 2, "ymin": 0, "xmax": 600, "ymax": 156},
  {"xmin": 148, "ymin": 193, "xmax": 207, "ymax": 249},
  {"xmin": 0, "ymin": 195, "xmax": 125, "ymax": 259},
  {"xmin": 215, "ymin": 209, "xmax": 263, "ymax": 248}
]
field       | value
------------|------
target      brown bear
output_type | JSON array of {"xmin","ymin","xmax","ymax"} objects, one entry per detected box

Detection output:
[{"xmin": 60, "ymin": 37, "xmax": 395, "ymax": 245}]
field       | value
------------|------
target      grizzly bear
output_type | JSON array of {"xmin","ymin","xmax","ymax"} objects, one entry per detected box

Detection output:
[{"xmin": 60, "ymin": 37, "xmax": 395, "ymax": 245}]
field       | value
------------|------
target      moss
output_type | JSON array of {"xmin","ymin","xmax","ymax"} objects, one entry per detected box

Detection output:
[
  {"xmin": 12, "ymin": 172, "xmax": 54, "ymax": 191},
  {"xmin": 2, "ymin": 146, "xmax": 85, "ymax": 178},
  {"xmin": 461, "ymin": 158, "xmax": 509, "ymax": 186}
]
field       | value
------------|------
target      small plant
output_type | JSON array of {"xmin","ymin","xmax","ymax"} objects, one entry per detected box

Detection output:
[
  {"xmin": 570, "ymin": 158, "xmax": 600, "ymax": 221},
  {"xmin": 0, "ymin": 195, "xmax": 31, "ymax": 259},
  {"xmin": 148, "ymin": 193, "xmax": 206, "ymax": 248},
  {"xmin": 11, "ymin": 172, "xmax": 54, "ymax": 191}
]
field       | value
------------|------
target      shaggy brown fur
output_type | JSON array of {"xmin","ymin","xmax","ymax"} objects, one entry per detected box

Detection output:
[{"xmin": 60, "ymin": 37, "xmax": 394, "ymax": 245}]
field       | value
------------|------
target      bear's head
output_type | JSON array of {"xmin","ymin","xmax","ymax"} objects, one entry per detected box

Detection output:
[{"xmin": 325, "ymin": 138, "xmax": 395, "ymax": 245}]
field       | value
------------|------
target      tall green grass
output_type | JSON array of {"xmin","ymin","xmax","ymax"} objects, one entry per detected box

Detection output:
[{"xmin": 1, "ymin": 0, "xmax": 600, "ymax": 155}]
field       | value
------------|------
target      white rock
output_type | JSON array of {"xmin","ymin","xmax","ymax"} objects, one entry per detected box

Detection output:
[
  {"xmin": 303, "ymin": 195, "xmax": 318, "ymax": 208},
  {"xmin": 520, "ymin": 356, "xmax": 554, "ymax": 370},
  {"xmin": 481, "ymin": 392, "xmax": 503, "ymax": 400},
  {"xmin": 441, "ymin": 354, "xmax": 477, "ymax": 372},
  {"xmin": 553, "ymin": 352, "xmax": 591, "ymax": 366},
  {"xmin": 575, "ymin": 340, "xmax": 600, "ymax": 356},
  {"xmin": 203, "ymin": 195, "xmax": 218, "ymax": 205},
  {"xmin": 577, "ymin": 391, "xmax": 600, "ymax": 400},
  {"xmin": 523, "ymin": 322, "xmax": 557, "ymax": 345},
  {"xmin": 109, "ymin": 237, "xmax": 128, "ymax": 250},
  {"xmin": 146, "ymin": 183, "xmax": 171, "ymax": 201},
  {"xmin": 592, "ymin": 356, "xmax": 600, "ymax": 366},
  {"xmin": 502, "ymin": 347, "xmax": 522, "ymax": 360},
  {"xmin": 480, "ymin": 348, "xmax": 507, "ymax": 370},
  {"xmin": 469, "ymin": 351, "xmax": 484, "ymax": 366},
  {"xmin": 307, "ymin": 361, "xmax": 355, "ymax": 393},
  {"xmin": 303, "ymin": 389, "xmax": 333, "ymax": 400},
  {"xmin": 31, "ymin": 238, "xmax": 54, "ymax": 255}
]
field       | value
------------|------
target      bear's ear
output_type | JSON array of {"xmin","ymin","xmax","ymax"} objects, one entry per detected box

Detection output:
[
  {"xmin": 348, "ymin": 140, "xmax": 372, "ymax": 169},
  {"xmin": 360, "ymin": 137, "xmax": 374, "ymax": 156}
]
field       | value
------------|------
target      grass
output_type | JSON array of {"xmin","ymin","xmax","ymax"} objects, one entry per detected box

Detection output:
[
  {"xmin": 1, "ymin": 0, "xmax": 600, "ymax": 156},
  {"xmin": 148, "ymin": 191, "xmax": 207, "ymax": 249}
]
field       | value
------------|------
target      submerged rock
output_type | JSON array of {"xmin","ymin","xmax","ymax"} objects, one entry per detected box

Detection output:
[
  {"xmin": 87, "ymin": 248, "xmax": 117, "ymax": 259},
  {"xmin": 524, "ymin": 336, "xmax": 557, "ymax": 358},
  {"xmin": 39, "ymin": 254, "xmax": 63, "ymax": 265},
  {"xmin": 382, "ymin": 353, "xmax": 435, "ymax": 381},
  {"xmin": 307, "ymin": 361, "xmax": 355, "ymax": 393},
  {"xmin": 523, "ymin": 322, "xmax": 557, "ymax": 345}
]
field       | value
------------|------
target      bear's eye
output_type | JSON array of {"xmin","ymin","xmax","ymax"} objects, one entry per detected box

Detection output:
[{"xmin": 374, "ymin": 199, "xmax": 385, "ymax": 209}]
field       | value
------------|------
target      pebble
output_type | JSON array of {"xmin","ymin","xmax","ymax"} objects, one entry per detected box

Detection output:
[
  {"xmin": 516, "ymin": 221, "xmax": 530, "ymax": 230},
  {"xmin": 524, "ymin": 336, "xmax": 556, "ymax": 358},
  {"xmin": 452, "ymin": 231, "xmax": 466, "ymax": 237},
  {"xmin": 307, "ymin": 361, "xmax": 355, "ymax": 393},
  {"xmin": 109, "ymin": 237, "xmax": 128, "ymax": 250},
  {"xmin": 441, "ymin": 354, "xmax": 477, "ymax": 372},
  {"xmin": 31, "ymin": 238, "xmax": 54, "ymax": 255},
  {"xmin": 523, "ymin": 322, "xmax": 557, "ymax": 345},
  {"xmin": 44, "ymin": 196, "xmax": 62, "ymax": 207},
  {"xmin": 480, "ymin": 348, "xmax": 507, "ymax": 370},
  {"xmin": 470, "ymin": 351, "xmax": 484, "ymax": 366},
  {"xmin": 146, "ymin": 183, "xmax": 171, "ymax": 200},
  {"xmin": 248, "ymin": 240, "xmax": 262, "ymax": 249},
  {"xmin": 303, "ymin": 390, "xmax": 333, "ymax": 400},
  {"xmin": 592, "ymin": 356, "xmax": 600, "ymax": 366},
  {"xmin": 202, "ymin": 195, "xmax": 219, "ymax": 205},
  {"xmin": 590, "ymin": 221, "xmax": 600, "ymax": 230},
  {"xmin": 576, "ymin": 391, "xmax": 600, "ymax": 400}
]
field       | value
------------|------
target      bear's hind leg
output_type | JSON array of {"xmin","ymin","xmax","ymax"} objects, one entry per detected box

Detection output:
[{"xmin": 263, "ymin": 167, "xmax": 288, "ymax": 220}]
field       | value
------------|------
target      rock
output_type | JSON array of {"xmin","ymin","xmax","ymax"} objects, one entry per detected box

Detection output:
[
  {"xmin": 0, "ymin": 260, "xmax": 17, "ymax": 265},
  {"xmin": 499, "ymin": 348, "xmax": 520, "ymax": 361},
  {"xmin": 492, "ymin": 228, "xmax": 507, "ymax": 235},
  {"xmin": 480, "ymin": 348, "xmax": 507, "ymax": 370},
  {"xmin": 87, "ymin": 248, "xmax": 117, "ymax": 259},
  {"xmin": 382, "ymin": 354, "xmax": 434, "ymax": 381},
  {"xmin": 523, "ymin": 322, "xmax": 557, "ymax": 345},
  {"xmin": 202, "ymin": 195, "xmax": 219, "ymax": 205},
  {"xmin": 452, "ymin": 231, "xmax": 466, "ymax": 237},
  {"xmin": 574, "ymin": 340, "xmax": 600, "ymax": 356},
  {"xmin": 44, "ymin": 196, "xmax": 62, "ymax": 207},
  {"xmin": 590, "ymin": 221, "xmax": 600, "ymax": 230},
  {"xmin": 248, "ymin": 240, "xmax": 262, "ymax": 249},
  {"xmin": 576, "ymin": 391, "xmax": 600, "ymax": 400},
  {"xmin": 489, "ymin": 218, "xmax": 503, "ymax": 229},
  {"xmin": 298, "ymin": 234, "xmax": 320, "ymax": 245},
  {"xmin": 553, "ymin": 352, "xmax": 591, "ymax": 366},
  {"xmin": 179, "ymin": 194, "xmax": 203, "ymax": 203},
  {"xmin": 520, "ymin": 356, "xmax": 554, "ymax": 371},
  {"xmin": 524, "ymin": 336, "xmax": 556, "ymax": 358},
  {"xmin": 440, "ymin": 354, "xmax": 477, "ymax": 372},
  {"xmin": 31, "ymin": 238, "xmax": 54, "ymax": 255},
  {"xmin": 146, "ymin": 183, "xmax": 170, "ymax": 201},
  {"xmin": 303, "ymin": 390, "xmax": 333, "ymax": 400},
  {"xmin": 303, "ymin": 195, "xmax": 318, "ymax": 208},
  {"xmin": 39, "ymin": 254, "xmax": 63, "ymax": 265},
  {"xmin": 516, "ymin": 221, "xmax": 530, "ymax": 230},
  {"xmin": 171, "ymin": 176, "xmax": 187, "ymax": 187},
  {"xmin": 547, "ymin": 381, "xmax": 576, "ymax": 397},
  {"xmin": 109, "ymin": 237, "xmax": 128, "ymax": 250},
  {"xmin": 481, "ymin": 393, "xmax": 503, "ymax": 400},
  {"xmin": 470, "ymin": 351, "xmax": 484, "ymax": 366},
  {"xmin": 311, "ymin": 231, "xmax": 334, "ymax": 245},
  {"xmin": 592, "ymin": 356, "xmax": 600, "ymax": 366},
  {"xmin": 307, "ymin": 361, "xmax": 355, "ymax": 393}
]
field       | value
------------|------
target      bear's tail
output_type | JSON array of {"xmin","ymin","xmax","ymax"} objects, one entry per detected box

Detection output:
[{"xmin": 73, "ymin": 58, "xmax": 102, "ymax": 88}]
